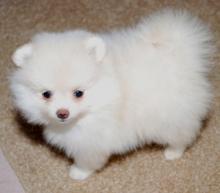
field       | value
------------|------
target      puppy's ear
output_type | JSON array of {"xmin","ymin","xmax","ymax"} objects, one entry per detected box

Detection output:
[
  {"xmin": 12, "ymin": 43, "xmax": 33, "ymax": 67},
  {"xmin": 85, "ymin": 36, "xmax": 106, "ymax": 62}
]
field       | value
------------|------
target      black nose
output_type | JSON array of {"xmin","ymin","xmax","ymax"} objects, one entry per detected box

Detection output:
[{"xmin": 56, "ymin": 109, "xmax": 69, "ymax": 119}]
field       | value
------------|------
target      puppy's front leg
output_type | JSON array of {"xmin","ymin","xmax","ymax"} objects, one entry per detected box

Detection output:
[{"xmin": 69, "ymin": 151, "xmax": 109, "ymax": 180}]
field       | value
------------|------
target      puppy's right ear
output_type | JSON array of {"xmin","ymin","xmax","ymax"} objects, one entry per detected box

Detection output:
[{"xmin": 12, "ymin": 43, "xmax": 33, "ymax": 67}]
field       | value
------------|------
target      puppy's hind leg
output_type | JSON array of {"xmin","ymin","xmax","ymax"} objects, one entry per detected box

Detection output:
[
  {"xmin": 164, "ymin": 123, "xmax": 200, "ymax": 160},
  {"xmin": 164, "ymin": 145, "xmax": 186, "ymax": 160}
]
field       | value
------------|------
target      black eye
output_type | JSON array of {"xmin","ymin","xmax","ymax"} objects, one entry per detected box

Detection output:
[
  {"xmin": 42, "ymin": 90, "xmax": 52, "ymax": 99},
  {"xmin": 73, "ymin": 90, "xmax": 84, "ymax": 98}
]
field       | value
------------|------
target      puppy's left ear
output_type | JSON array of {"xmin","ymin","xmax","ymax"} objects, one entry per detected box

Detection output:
[{"xmin": 85, "ymin": 36, "xmax": 106, "ymax": 62}]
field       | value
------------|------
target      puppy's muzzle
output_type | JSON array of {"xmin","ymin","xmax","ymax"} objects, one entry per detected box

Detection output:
[{"xmin": 56, "ymin": 108, "xmax": 69, "ymax": 120}]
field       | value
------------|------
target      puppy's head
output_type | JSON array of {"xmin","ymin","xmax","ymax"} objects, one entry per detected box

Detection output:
[{"xmin": 10, "ymin": 31, "xmax": 119, "ymax": 126}]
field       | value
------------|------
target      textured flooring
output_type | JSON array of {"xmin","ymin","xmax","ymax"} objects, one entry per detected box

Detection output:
[{"xmin": 0, "ymin": 1, "xmax": 220, "ymax": 193}]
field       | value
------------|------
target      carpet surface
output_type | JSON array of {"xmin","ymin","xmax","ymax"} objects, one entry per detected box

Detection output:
[{"xmin": 0, "ymin": 1, "xmax": 220, "ymax": 193}]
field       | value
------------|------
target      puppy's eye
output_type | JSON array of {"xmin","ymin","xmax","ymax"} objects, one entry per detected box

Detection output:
[
  {"xmin": 73, "ymin": 90, "xmax": 84, "ymax": 98},
  {"xmin": 42, "ymin": 90, "xmax": 52, "ymax": 99}
]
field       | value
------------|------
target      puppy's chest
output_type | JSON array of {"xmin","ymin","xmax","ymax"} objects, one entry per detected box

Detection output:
[{"xmin": 44, "ymin": 127, "xmax": 85, "ymax": 154}]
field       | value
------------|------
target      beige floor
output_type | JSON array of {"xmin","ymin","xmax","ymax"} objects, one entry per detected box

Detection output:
[{"xmin": 1, "ymin": 1, "xmax": 220, "ymax": 193}]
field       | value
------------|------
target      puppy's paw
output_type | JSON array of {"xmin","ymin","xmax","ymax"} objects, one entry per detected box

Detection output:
[
  {"xmin": 69, "ymin": 165, "xmax": 93, "ymax": 180},
  {"xmin": 164, "ymin": 147, "xmax": 184, "ymax": 160}
]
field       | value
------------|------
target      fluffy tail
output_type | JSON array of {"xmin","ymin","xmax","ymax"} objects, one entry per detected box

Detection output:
[{"xmin": 138, "ymin": 9, "xmax": 215, "ymax": 71}]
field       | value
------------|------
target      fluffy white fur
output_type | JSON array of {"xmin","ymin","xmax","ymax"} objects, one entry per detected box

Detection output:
[{"xmin": 10, "ymin": 10, "xmax": 213, "ymax": 180}]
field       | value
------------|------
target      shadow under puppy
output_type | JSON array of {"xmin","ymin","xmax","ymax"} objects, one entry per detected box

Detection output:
[{"xmin": 10, "ymin": 9, "xmax": 214, "ymax": 180}]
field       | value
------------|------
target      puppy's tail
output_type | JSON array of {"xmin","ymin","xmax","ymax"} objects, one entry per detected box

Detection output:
[{"xmin": 138, "ymin": 9, "xmax": 215, "ymax": 70}]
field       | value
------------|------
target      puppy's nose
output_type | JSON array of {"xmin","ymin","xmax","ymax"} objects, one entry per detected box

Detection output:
[{"xmin": 56, "ymin": 108, "xmax": 69, "ymax": 119}]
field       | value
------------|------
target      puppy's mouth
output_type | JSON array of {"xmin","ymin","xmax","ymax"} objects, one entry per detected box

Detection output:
[
  {"xmin": 57, "ymin": 111, "xmax": 86, "ymax": 125},
  {"xmin": 58, "ymin": 118, "xmax": 70, "ymax": 123},
  {"xmin": 57, "ymin": 116, "xmax": 78, "ymax": 125}
]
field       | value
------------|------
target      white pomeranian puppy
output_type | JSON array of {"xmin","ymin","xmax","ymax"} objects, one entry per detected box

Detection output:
[{"xmin": 10, "ymin": 9, "xmax": 213, "ymax": 180}]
